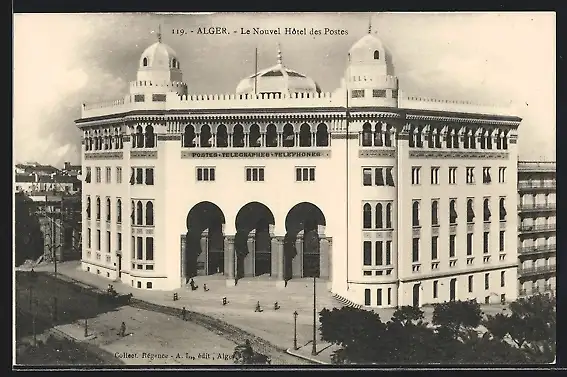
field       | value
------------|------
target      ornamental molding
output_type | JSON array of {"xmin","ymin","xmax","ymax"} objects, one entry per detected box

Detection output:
[
  {"xmin": 359, "ymin": 149, "xmax": 396, "ymax": 158},
  {"xmin": 409, "ymin": 150, "xmax": 509, "ymax": 160},
  {"xmin": 84, "ymin": 152, "xmax": 123, "ymax": 160},
  {"xmin": 181, "ymin": 149, "xmax": 331, "ymax": 159},
  {"xmin": 130, "ymin": 150, "xmax": 158, "ymax": 159},
  {"xmin": 157, "ymin": 134, "xmax": 182, "ymax": 141},
  {"xmin": 406, "ymin": 114, "xmax": 520, "ymax": 126}
]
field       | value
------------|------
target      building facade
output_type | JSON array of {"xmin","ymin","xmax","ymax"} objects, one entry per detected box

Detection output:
[
  {"xmin": 76, "ymin": 29, "xmax": 521, "ymax": 307},
  {"xmin": 517, "ymin": 161, "xmax": 556, "ymax": 297}
]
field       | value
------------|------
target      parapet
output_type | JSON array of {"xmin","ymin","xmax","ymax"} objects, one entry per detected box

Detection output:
[{"xmin": 399, "ymin": 95, "xmax": 518, "ymax": 117}]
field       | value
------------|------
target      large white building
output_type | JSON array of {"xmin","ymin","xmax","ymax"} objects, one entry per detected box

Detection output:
[{"xmin": 76, "ymin": 28, "xmax": 522, "ymax": 308}]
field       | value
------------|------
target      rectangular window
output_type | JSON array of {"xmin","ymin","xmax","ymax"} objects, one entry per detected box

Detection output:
[
  {"xmin": 431, "ymin": 236, "xmax": 438, "ymax": 260},
  {"xmin": 385, "ymin": 241, "xmax": 392, "ymax": 265},
  {"xmin": 466, "ymin": 167, "xmax": 475, "ymax": 184},
  {"xmin": 145, "ymin": 168, "xmax": 154, "ymax": 185},
  {"xmin": 387, "ymin": 288, "xmax": 392, "ymax": 305},
  {"xmin": 146, "ymin": 237, "xmax": 154, "ymax": 260},
  {"xmin": 483, "ymin": 167, "xmax": 492, "ymax": 184},
  {"xmin": 500, "ymin": 271, "xmax": 505, "ymax": 287},
  {"xmin": 87, "ymin": 228, "xmax": 91, "ymax": 248},
  {"xmin": 433, "ymin": 280, "xmax": 438, "ymax": 298},
  {"xmin": 136, "ymin": 168, "xmax": 143, "ymax": 184},
  {"xmin": 449, "ymin": 234, "xmax": 456, "ymax": 258},
  {"xmin": 116, "ymin": 167, "xmax": 122, "ymax": 184},
  {"xmin": 134, "ymin": 94, "xmax": 145, "ymax": 102},
  {"xmin": 152, "ymin": 93, "xmax": 167, "ymax": 102},
  {"xmin": 375, "ymin": 241, "xmax": 383, "ymax": 265},
  {"xmin": 484, "ymin": 232, "xmax": 489, "ymax": 254},
  {"xmin": 131, "ymin": 236, "xmax": 135, "ymax": 259},
  {"xmin": 411, "ymin": 167, "xmax": 421, "ymax": 185},
  {"xmin": 96, "ymin": 230, "xmax": 101, "ymax": 250},
  {"xmin": 485, "ymin": 273, "xmax": 490, "ymax": 290},
  {"xmin": 96, "ymin": 167, "xmax": 101, "ymax": 183},
  {"xmin": 374, "ymin": 168, "xmax": 385, "ymax": 186},
  {"xmin": 117, "ymin": 232, "xmax": 122, "ymax": 251},
  {"xmin": 392, "ymin": 90, "xmax": 398, "ymax": 99},
  {"xmin": 430, "ymin": 167, "xmax": 440, "ymax": 185},
  {"xmin": 385, "ymin": 168, "xmax": 395, "ymax": 186},
  {"xmin": 376, "ymin": 289, "xmax": 383, "ymax": 306},
  {"xmin": 373, "ymin": 89, "xmax": 386, "ymax": 98},
  {"xmin": 136, "ymin": 237, "xmax": 143, "ymax": 260},
  {"xmin": 467, "ymin": 233, "xmax": 473, "ymax": 256},
  {"xmin": 85, "ymin": 167, "xmax": 92, "ymax": 183},
  {"xmin": 468, "ymin": 275, "xmax": 473, "ymax": 292},
  {"xmin": 364, "ymin": 289, "xmax": 371, "ymax": 305},
  {"xmin": 499, "ymin": 231, "xmax": 505, "ymax": 252},
  {"xmin": 352, "ymin": 89, "xmax": 365, "ymax": 98},
  {"xmin": 363, "ymin": 241, "xmax": 372, "ymax": 266},
  {"xmin": 246, "ymin": 167, "xmax": 265, "ymax": 182},
  {"xmin": 412, "ymin": 238, "xmax": 420, "ymax": 263},
  {"xmin": 499, "ymin": 167, "xmax": 506, "ymax": 183},
  {"xmin": 296, "ymin": 167, "xmax": 315, "ymax": 182},
  {"xmin": 449, "ymin": 167, "xmax": 457, "ymax": 184},
  {"xmin": 107, "ymin": 231, "xmax": 111, "ymax": 253},
  {"xmin": 105, "ymin": 167, "xmax": 111, "ymax": 183},
  {"xmin": 197, "ymin": 167, "xmax": 215, "ymax": 182}
]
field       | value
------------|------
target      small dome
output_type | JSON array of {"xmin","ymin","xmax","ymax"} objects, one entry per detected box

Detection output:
[
  {"xmin": 139, "ymin": 41, "xmax": 180, "ymax": 70},
  {"xmin": 348, "ymin": 33, "xmax": 395, "ymax": 75},
  {"xmin": 236, "ymin": 64, "xmax": 321, "ymax": 95}
]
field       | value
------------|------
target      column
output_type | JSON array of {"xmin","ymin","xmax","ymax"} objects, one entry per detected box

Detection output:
[
  {"xmin": 198, "ymin": 230, "xmax": 208, "ymax": 276},
  {"xmin": 293, "ymin": 232, "xmax": 303, "ymax": 278},
  {"xmin": 311, "ymin": 132, "xmax": 316, "ymax": 146},
  {"xmin": 319, "ymin": 237, "xmax": 330, "ymax": 280},
  {"xmin": 272, "ymin": 236, "xmax": 285, "ymax": 288},
  {"xmin": 180, "ymin": 234, "xmax": 187, "ymax": 286},
  {"xmin": 228, "ymin": 133, "xmax": 233, "ymax": 147},
  {"xmin": 211, "ymin": 133, "xmax": 216, "ymax": 147},
  {"xmin": 224, "ymin": 235, "xmax": 236, "ymax": 286},
  {"xmin": 195, "ymin": 134, "xmax": 201, "ymax": 147},
  {"xmin": 244, "ymin": 133, "xmax": 249, "ymax": 148},
  {"xmin": 245, "ymin": 230, "xmax": 255, "ymax": 277}
]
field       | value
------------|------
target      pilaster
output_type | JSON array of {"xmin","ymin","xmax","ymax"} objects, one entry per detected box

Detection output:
[
  {"xmin": 245, "ymin": 230, "xmax": 255, "ymax": 277},
  {"xmin": 224, "ymin": 235, "xmax": 236, "ymax": 286},
  {"xmin": 272, "ymin": 236, "xmax": 285, "ymax": 288},
  {"xmin": 293, "ymin": 231, "xmax": 304, "ymax": 278}
]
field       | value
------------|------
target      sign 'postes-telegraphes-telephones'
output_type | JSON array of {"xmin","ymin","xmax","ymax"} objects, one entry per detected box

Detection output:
[{"xmin": 181, "ymin": 150, "xmax": 332, "ymax": 159}]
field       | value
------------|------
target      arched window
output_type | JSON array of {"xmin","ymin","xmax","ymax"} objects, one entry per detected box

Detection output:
[
  {"xmin": 136, "ymin": 201, "xmax": 143, "ymax": 225},
  {"xmin": 467, "ymin": 199, "xmax": 475, "ymax": 223},
  {"xmin": 384, "ymin": 125, "xmax": 392, "ymax": 147},
  {"xmin": 374, "ymin": 124, "xmax": 383, "ymax": 146},
  {"xmin": 363, "ymin": 204, "xmax": 372, "ymax": 229},
  {"xmin": 386, "ymin": 203, "xmax": 392, "ymax": 228},
  {"xmin": 446, "ymin": 129, "xmax": 453, "ymax": 148},
  {"xmin": 412, "ymin": 201, "xmax": 420, "ymax": 227},
  {"xmin": 431, "ymin": 200, "xmax": 439, "ymax": 226},
  {"xmin": 131, "ymin": 200, "xmax": 135, "ymax": 224},
  {"xmin": 348, "ymin": 53, "xmax": 351, "ymax": 62},
  {"xmin": 106, "ymin": 198, "xmax": 111, "ymax": 222},
  {"xmin": 117, "ymin": 199, "xmax": 122, "ymax": 223},
  {"xmin": 283, "ymin": 123, "xmax": 295, "ymax": 147},
  {"xmin": 136, "ymin": 125, "xmax": 144, "ymax": 148},
  {"xmin": 486, "ymin": 131, "xmax": 493, "ymax": 149},
  {"xmin": 184, "ymin": 125, "xmax": 196, "ymax": 147},
  {"xmin": 96, "ymin": 197, "xmax": 101, "ymax": 221},
  {"xmin": 200, "ymin": 125, "xmax": 212, "ymax": 147},
  {"xmin": 299, "ymin": 123, "xmax": 312, "ymax": 147},
  {"xmin": 316, "ymin": 123, "xmax": 329, "ymax": 147},
  {"xmin": 266, "ymin": 124, "xmax": 278, "ymax": 147},
  {"xmin": 145, "ymin": 202, "xmax": 154, "ymax": 226},
  {"xmin": 145, "ymin": 125, "xmax": 155, "ymax": 148},
  {"xmin": 484, "ymin": 198, "xmax": 491, "ymax": 222},
  {"xmin": 362, "ymin": 123, "xmax": 372, "ymax": 146},
  {"xmin": 172, "ymin": 58, "xmax": 177, "ymax": 68},
  {"xmin": 143, "ymin": 57, "xmax": 148, "ymax": 67},
  {"xmin": 249, "ymin": 124, "xmax": 261, "ymax": 147},
  {"xmin": 499, "ymin": 198, "xmax": 506, "ymax": 221},
  {"xmin": 233, "ymin": 124, "xmax": 244, "ymax": 147},
  {"xmin": 452, "ymin": 130, "xmax": 459, "ymax": 148},
  {"xmin": 373, "ymin": 50, "xmax": 380, "ymax": 60},
  {"xmin": 449, "ymin": 199, "xmax": 458, "ymax": 224},
  {"xmin": 86, "ymin": 197, "xmax": 91, "ymax": 219},
  {"xmin": 216, "ymin": 124, "xmax": 228, "ymax": 147},
  {"xmin": 375, "ymin": 203, "xmax": 383, "ymax": 228}
]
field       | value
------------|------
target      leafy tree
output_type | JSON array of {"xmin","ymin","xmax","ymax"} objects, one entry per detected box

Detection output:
[
  {"xmin": 15, "ymin": 193, "xmax": 44, "ymax": 266},
  {"xmin": 319, "ymin": 307, "xmax": 384, "ymax": 350},
  {"xmin": 390, "ymin": 305, "xmax": 425, "ymax": 327},
  {"xmin": 432, "ymin": 300, "xmax": 482, "ymax": 340}
]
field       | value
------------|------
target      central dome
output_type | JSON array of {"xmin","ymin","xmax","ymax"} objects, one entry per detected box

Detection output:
[
  {"xmin": 139, "ymin": 41, "xmax": 180, "ymax": 70},
  {"xmin": 236, "ymin": 46, "xmax": 321, "ymax": 96}
]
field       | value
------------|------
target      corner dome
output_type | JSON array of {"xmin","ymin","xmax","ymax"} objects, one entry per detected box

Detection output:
[
  {"xmin": 139, "ymin": 41, "xmax": 180, "ymax": 70},
  {"xmin": 348, "ymin": 33, "xmax": 395, "ymax": 76},
  {"xmin": 236, "ymin": 46, "xmax": 321, "ymax": 96}
]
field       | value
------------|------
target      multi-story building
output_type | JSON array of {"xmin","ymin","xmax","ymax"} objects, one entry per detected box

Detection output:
[
  {"xmin": 517, "ymin": 161, "xmax": 556, "ymax": 297},
  {"xmin": 76, "ymin": 28, "xmax": 521, "ymax": 307}
]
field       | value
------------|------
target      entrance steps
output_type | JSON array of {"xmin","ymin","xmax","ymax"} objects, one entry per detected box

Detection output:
[{"xmin": 331, "ymin": 293, "xmax": 362, "ymax": 309}]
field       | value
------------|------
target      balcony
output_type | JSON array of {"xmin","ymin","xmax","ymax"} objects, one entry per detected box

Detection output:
[
  {"xmin": 518, "ymin": 223, "xmax": 556, "ymax": 234},
  {"xmin": 518, "ymin": 244, "xmax": 556, "ymax": 256},
  {"xmin": 517, "ymin": 203, "xmax": 556, "ymax": 213},
  {"xmin": 518, "ymin": 264, "xmax": 556, "ymax": 277},
  {"xmin": 519, "ymin": 284, "xmax": 555, "ymax": 297},
  {"xmin": 517, "ymin": 181, "xmax": 556, "ymax": 192}
]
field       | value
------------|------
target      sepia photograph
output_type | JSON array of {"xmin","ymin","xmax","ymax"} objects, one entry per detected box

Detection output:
[{"xmin": 13, "ymin": 11, "xmax": 556, "ymax": 368}]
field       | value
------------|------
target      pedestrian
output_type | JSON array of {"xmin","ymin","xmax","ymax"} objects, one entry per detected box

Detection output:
[
  {"xmin": 119, "ymin": 321, "xmax": 126, "ymax": 337},
  {"xmin": 181, "ymin": 306, "xmax": 187, "ymax": 321},
  {"xmin": 203, "ymin": 284, "xmax": 209, "ymax": 292}
]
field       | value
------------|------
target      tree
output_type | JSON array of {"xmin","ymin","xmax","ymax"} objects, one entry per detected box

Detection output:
[
  {"xmin": 432, "ymin": 300, "xmax": 482, "ymax": 340},
  {"xmin": 390, "ymin": 305, "xmax": 425, "ymax": 327},
  {"xmin": 15, "ymin": 193, "xmax": 44, "ymax": 266}
]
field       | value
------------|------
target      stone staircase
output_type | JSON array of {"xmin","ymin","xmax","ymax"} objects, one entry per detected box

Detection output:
[{"xmin": 331, "ymin": 293, "xmax": 362, "ymax": 309}]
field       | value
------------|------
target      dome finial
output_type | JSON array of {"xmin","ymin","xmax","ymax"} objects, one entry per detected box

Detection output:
[
  {"xmin": 277, "ymin": 42, "xmax": 283, "ymax": 65},
  {"xmin": 368, "ymin": 15, "xmax": 372, "ymax": 34},
  {"xmin": 157, "ymin": 24, "xmax": 162, "ymax": 43}
]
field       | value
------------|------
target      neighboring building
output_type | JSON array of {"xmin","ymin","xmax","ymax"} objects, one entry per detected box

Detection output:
[
  {"xmin": 75, "ymin": 28, "xmax": 521, "ymax": 307},
  {"xmin": 14, "ymin": 174, "xmax": 81, "ymax": 194},
  {"xmin": 62, "ymin": 161, "xmax": 82, "ymax": 177},
  {"xmin": 517, "ymin": 161, "xmax": 556, "ymax": 297},
  {"xmin": 15, "ymin": 162, "xmax": 60, "ymax": 176}
]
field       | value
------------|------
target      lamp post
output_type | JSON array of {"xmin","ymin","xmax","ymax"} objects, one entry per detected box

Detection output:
[
  {"xmin": 311, "ymin": 275, "xmax": 317, "ymax": 356},
  {"xmin": 293, "ymin": 311, "xmax": 298, "ymax": 350},
  {"xmin": 84, "ymin": 318, "xmax": 88, "ymax": 338}
]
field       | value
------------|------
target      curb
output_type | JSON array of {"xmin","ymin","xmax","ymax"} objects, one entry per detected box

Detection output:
[{"xmin": 285, "ymin": 348, "xmax": 330, "ymax": 365}]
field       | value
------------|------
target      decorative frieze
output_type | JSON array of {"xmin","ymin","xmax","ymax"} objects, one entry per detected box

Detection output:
[
  {"xmin": 130, "ymin": 150, "xmax": 158, "ymax": 159},
  {"xmin": 85, "ymin": 152, "xmax": 123, "ymax": 160},
  {"xmin": 181, "ymin": 149, "xmax": 331, "ymax": 159},
  {"xmin": 359, "ymin": 149, "xmax": 396, "ymax": 158},
  {"xmin": 157, "ymin": 134, "xmax": 182, "ymax": 141},
  {"xmin": 331, "ymin": 133, "xmax": 358, "ymax": 140},
  {"xmin": 409, "ymin": 150, "xmax": 509, "ymax": 160}
]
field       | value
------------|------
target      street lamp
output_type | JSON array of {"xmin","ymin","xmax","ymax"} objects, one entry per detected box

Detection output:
[
  {"xmin": 293, "ymin": 311, "xmax": 298, "ymax": 350},
  {"xmin": 84, "ymin": 318, "xmax": 88, "ymax": 338},
  {"xmin": 311, "ymin": 275, "xmax": 317, "ymax": 356}
]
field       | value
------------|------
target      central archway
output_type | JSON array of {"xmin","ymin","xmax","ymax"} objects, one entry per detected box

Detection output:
[
  {"xmin": 235, "ymin": 202, "xmax": 275, "ymax": 279},
  {"xmin": 186, "ymin": 202, "xmax": 226, "ymax": 278},
  {"xmin": 285, "ymin": 202, "xmax": 326, "ymax": 279}
]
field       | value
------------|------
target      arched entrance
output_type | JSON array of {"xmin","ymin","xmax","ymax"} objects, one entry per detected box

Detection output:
[
  {"xmin": 284, "ymin": 202, "xmax": 327, "ymax": 279},
  {"xmin": 412, "ymin": 283, "xmax": 420, "ymax": 307},
  {"xmin": 185, "ymin": 202, "xmax": 225, "ymax": 278},
  {"xmin": 235, "ymin": 202, "xmax": 275, "ymax": 279}
]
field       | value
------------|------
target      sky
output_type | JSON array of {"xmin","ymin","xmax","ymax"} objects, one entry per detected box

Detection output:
[{"xmin": 13, "ymin": 12, "xmax": 556, "ymax": 166}]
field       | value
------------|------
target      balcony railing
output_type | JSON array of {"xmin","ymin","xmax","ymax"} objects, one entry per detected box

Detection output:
[
  {"xmin": 518, "ymin": 224, "xmax": 556, "ymax": 233},
  {"xmin": 518, "ymin": 244, "xmax": 556, "ymax": 255},
  {"xmin": 517, "ymin": 203, "xmax": 556, "ymax": 212},
  {"xmin": 518, "ymin": 264, "xmax": 556, "ymax": 276},
  {"xmin": 519, "ymin": 284, "xmax": 555, "ymax": 297},
  {"xmin": 518, "ymin": 181, "xmax": 556, "ymax": 191}
]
